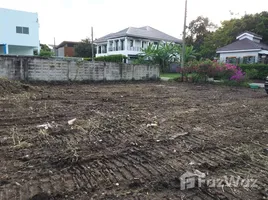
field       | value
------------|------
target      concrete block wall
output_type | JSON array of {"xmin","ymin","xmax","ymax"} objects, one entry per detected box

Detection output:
[
  {"xmin": 0, "ymin": 55, "xmax": 159, "ymax": 82},
  {"xmin": 0, "ymin": 56, "xmax": 27, "ymax": 80}
]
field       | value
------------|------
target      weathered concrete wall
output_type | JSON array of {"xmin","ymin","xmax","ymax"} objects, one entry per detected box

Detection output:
[{"xmin": 0, "ymin": 55, "xmax": 159, "ymax": 82}]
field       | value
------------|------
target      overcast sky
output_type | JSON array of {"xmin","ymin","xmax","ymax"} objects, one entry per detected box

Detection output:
[{"xmin": 1, "ymin": 0, "xmax": 267, "ymax": 44}]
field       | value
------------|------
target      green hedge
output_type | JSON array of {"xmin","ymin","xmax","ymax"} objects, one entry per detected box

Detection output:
[
  {"xmin": 83, "ymin": 57, "xmax": 92, "ymax": 61},
  {"xmin": 239, "ymin": 64, "xmax": 268, "ymax": 80},
  {"xmin": 39, "ymin": 50, "xmax": 54, "ymax": 57},
  {"xmin": 95, "ymin": 54, "xmax": 127, "ymax": 63}
]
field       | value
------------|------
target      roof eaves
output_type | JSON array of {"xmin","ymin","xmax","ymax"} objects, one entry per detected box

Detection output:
[
  {"xmin": 245, "ymin": 31, "xmax": 263, "ymax": 38},
  {"xmin": 56, "ymin": 41, "xmax": 80, "ymax": 49},
  {"xmin": 125, "ymin": 33, "xmax": 181, "ymax": 43},
  {"xmin": 237, "ymin": 31, "xmax": 263, "ymax": 40},
  {"xmin": 216, "ymin": 49, "xmax": 261, "ymax": 53}
]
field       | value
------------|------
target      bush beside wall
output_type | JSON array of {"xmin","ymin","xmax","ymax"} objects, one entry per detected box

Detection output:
[
  {"xmin": 83, "ymin": 57, "xmax": 92, "ymax": 61},
  {"xmin": 239, "ymin": 64, "xmax": 268, "ymax": 80},
  {"xmin": 95, "ymin": 55, "xmax": 127, "ymax": 63}
]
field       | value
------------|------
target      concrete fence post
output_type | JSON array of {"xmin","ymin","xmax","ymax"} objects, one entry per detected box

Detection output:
[
  {"xmin": 67, "ymin": 60, "xmax": 70, "ymax": 82},
  {"xmin": 103, "ymin": 62, "xmax": 107, "ymax": 81},
  {"xmin": 22, "ymin": 58, "xmax": 29, "ymax": 81},
  {"xmin": 119, "ymin": 63, "xmax": 123, "ymax": 80}
]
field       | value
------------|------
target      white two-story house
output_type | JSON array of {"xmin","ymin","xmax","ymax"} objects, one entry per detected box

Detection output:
[
  {"xmin": 0, "ymin": 8, "xmax": 40, "ymax": 56},
  {"xmin": 94, "ymin": 26, "xmax": 182, "ymax": 63}
]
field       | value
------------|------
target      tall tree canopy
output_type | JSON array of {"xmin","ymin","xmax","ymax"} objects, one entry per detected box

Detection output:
[
  {"xmin": 40, "ymin": 44, "xmax": 51, "ymax": 52},
  {"xmin": 39, "ymin": 44, "xmax": 53, "ymax": 57},
  {"xmin": 199, "ymin": 11, "xmax": 268, "ymax": 59},
  {"xmin": 74, "ymin": 38, "xmax": 95, "ymax": 58},
  {"xmin": 185, "ymin": 16, "xmax": 217, "ymax": 58}
]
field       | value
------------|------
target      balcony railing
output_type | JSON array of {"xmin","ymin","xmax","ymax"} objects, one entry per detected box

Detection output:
[
  {"xmin": 107, "ymin": 46, "xmax": 142, "ymax": 52},
  {"xmin": 108, "ymin": 46, "xmax": 125, "ymax": 51},
  {"xmin": 127, "ymin": 47, "xmax": 142, "ymax": 51}
]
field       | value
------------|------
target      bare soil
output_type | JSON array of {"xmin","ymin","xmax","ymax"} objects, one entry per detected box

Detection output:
[
  {"xmin": 0, "ymin": 79, "xmax": 34, "ymax": 96},
  {"xmin": 0, "ymin": 82, "xmax": 268, "ymax": 200}
]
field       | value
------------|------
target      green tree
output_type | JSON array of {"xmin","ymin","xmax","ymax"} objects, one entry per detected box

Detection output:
[
  {"xmin": 74, "ymin": 38, "xmax": 95, "ymax": 58},
  {"xmin": 186, "ymin": 16, "xmax": 217, "ymax": 59},
  {"xmin": 183, "ymin": 46, "xmax": 198, "ymax": 62},
  {"xmin": 136, "ymin": 43, "xmax": 197, "ymax": 71},
  {"xmin": 40, "ymin": 44, "xmax": 51, "ymax": 52},
  {"xmin": 137, "ymin": 42, "xmax": 180, "ymax": 72},
  {"xmin": 200, "ymin": 11, "xmax": 268, "ymax": 59},
  {"xmin": 39, "ymin": 44, "xmax": 53, "ymax": 57}
]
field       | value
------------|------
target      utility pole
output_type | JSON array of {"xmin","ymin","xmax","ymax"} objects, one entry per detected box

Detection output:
[
  {"xmin": 181, "ymin": 0, "xmax": 187, "ymax": 69},
  {"xmin": 54, "ymin": 37, "xmax": 56, "ymax": 56},
  {"xmin": 91, "ymin": 27, "xmax": 94, "ymax": 62}
]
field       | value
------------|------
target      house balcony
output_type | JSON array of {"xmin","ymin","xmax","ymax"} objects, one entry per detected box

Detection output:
[
  {"xmin": 96, "ymin": 46, "xmax": 143, "ymax": 57},
  {"xmin": 108, "ymin": 46, "xmax": 125, "ymax": 51},
  {"xmin": 127, "ymin": 47, "xmax": 142, "ymax": 52},
  {"xmin": 107, "ymin": 46, "xmax": 143, "ymax": 52},
  {"xmin": 101, "ymin": 49, "xmax": 107, "ymax": 54}
]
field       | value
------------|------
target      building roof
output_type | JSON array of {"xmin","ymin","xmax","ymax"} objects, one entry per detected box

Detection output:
[
  {"xmin": 238, "ymin": 31, "xmax": 263, "ymax": 39},
  {"xmin": 0, "ymin": 7, "xmax": 37, "ymax": 15},
  {"xmin": 216, "ymin": 38, "xmax": 268, "ymax": 52},
  {"xmin": 94, "ymin": 26, "xmax": 182, "ymax": 44},
  {"xmin": 56, "ymin": 41, "xmax": 80, "ymax": 49}
]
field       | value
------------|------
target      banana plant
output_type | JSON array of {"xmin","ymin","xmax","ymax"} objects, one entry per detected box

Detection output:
[
  {"xmin": 181, "ymin": 45, "xmax": 198, "ymax": 63},
  {"xmin": 138, "ymin": 42, "xmax": 181, "ymax": 72}
]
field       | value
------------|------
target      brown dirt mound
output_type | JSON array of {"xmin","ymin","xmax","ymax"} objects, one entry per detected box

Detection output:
[{"xmin": 0, "ymin": 78, "xmax": 34, "ymax": 95}]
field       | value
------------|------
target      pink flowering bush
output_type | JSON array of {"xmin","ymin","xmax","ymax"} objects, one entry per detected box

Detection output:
[
  {"xmin": 230, "ymin": 69, "xmax": 246, "ymax": 81},
  {"xmin": 181, "ymin": 60, "xmax": 246, "ymax": 82}
]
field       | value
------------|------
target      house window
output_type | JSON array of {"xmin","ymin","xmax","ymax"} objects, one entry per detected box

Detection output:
[
  {"xmin": 130, "ymin": 40, "xmax": 134, "ymax": 47},
  {"xmin": 226, "ymin": 57, "xmax": 237, "ymax": 64},
  {"xmin": 142, "ymin": 41, "xmax": 147, "ymax": 48},
  {"xmin": 23, "ymin": 27, "xmax": 29, "ymax": 34},
  {"xmin": 121, "ymin": 40, "xmax": 124, "ymax": 50},
  {"xmin": 16, "ymin": 26, "xmax": 22, "ymax": 34},
  {"xmin": 16, "ymin": 26, "xmax": 29, "ymax": 34},
  {"xmin": 243, "ymin": 56, "xmax": 255, "ymax": 64}
]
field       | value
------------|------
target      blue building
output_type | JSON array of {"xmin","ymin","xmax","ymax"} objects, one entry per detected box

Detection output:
[{"xmin": 0, "ymin": 8, "xmax": 40, "ymax": 55}]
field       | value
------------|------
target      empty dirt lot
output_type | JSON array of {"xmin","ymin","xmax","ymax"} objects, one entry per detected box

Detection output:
[{"xmin": 0, "ymin": 81, "xmax": 268, "ymax": 200}]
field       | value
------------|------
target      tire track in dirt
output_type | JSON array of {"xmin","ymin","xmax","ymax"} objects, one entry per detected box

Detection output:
[
  {"xmin": 1, "ymin": 83, "xmax": 267, "ymax": 199},
  {"xmin": 2, "ymin": 126, "xmax": 268, "ymax": 199}
]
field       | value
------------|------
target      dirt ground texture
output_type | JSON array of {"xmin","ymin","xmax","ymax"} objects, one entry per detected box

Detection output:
[{"xmin": 0, "ymin": 81, "xmax": 268, "ymax": 200}]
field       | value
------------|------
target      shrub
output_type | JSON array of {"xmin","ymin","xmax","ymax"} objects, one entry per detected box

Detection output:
[
  {"xmin": 39, "ymin": 50, "xmax": 54, "ymax": 57},
  {"xmin": 181, "ymin": 60, "xmax": 246, "ymax": 82},
  {"xmin": 132, "ymin": 56, "xmax": 154, "ymax": 65},
  {"xmin": 83, "ymin": 57, "xmax": 92, "ymax": 61},
  {"xmin": 230, "ymin": 69, "xmax": 246, "ymax": 82},
  {"xmin": 95, "ymin": 55, "xmax": 127, "ymax": 63},
  {"xmin": 245, "ymin": 68, "xmax": 258, "ymax": 79},
  {"xmin": 239, "ymin": 64, "xmax": 268, "ymax": 80},
  {"xmin": 218, "ymin": 80, "xmax": 250, "ymax": 87},
  {"xmin": 192, "ymin": 73, "xmax": 205, "ymax": 82}
]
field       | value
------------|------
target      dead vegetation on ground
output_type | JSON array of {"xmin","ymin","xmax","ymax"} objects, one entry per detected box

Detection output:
[
  {"xmin": 0, "ymin": 81, "xmax": 268, "ymax": 200},
  {"xmin": 0, "ymin": 78, "xmax": 35, "ymax": 96}
]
